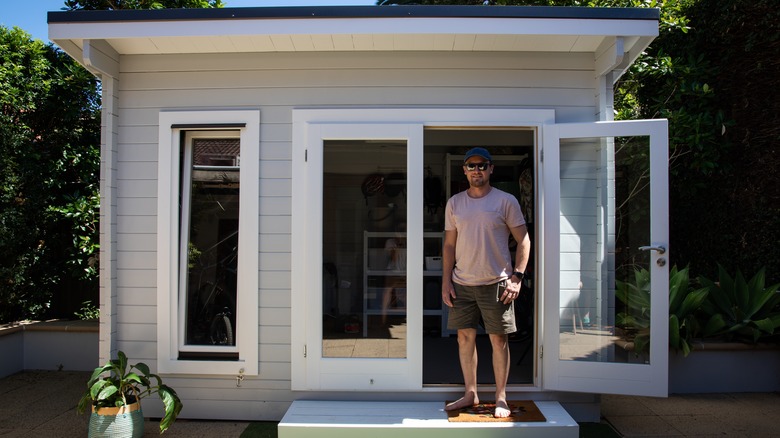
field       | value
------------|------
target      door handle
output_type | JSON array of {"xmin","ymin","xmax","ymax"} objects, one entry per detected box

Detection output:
[{"xmin": 639, "ymin": 245, "xmax": 666, "ymax": 255}]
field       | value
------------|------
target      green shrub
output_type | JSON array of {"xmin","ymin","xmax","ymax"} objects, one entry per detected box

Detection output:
[
  {"xmin": 615, "ymin": 268, "xmax": 651, "ymax": 354},
  {"xmin": 668, "ymin": 266, "xmax": 709, "ymax": 356},
  {"xmin": 698, "ymin": 265, "xmax": 780, "ymax": 343},
  {"xmin": 616, "ymin": 265, "xmax": 708, "ymax": 356},
  {"xmin": 74, "ymin": 300, "xmax": 100, "ymax": 320}
]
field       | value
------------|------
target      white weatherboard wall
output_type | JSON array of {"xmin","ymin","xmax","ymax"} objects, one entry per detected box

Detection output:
[
  {"xmin": 113, "ymin": 50, "xmax": 602, "ymax": 421},
  {"xmin": 558, "ymin": 142, "xmax": 599, "ymax": 328}
]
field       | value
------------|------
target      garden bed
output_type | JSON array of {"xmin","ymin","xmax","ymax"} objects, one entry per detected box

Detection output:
[{"xmin": 669, "ymin": 341, "xmax": 780, "ymax": 393}]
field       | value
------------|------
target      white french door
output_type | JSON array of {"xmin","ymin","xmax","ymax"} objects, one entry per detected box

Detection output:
[
  {"xmin": 291, "ymin": 108, "xmax": 556, "ymax": 392},
  {"xmin": 294, "ymin": 122, "xmax": 424, "ymax": 391},
  {"xmin": 542, "ymin": 119, "xmax": 669, "ymax": 397}
]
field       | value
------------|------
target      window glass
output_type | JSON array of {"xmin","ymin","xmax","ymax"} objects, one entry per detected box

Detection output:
[
  {"xmin": 180, "ymin": 133, "xmax": 240, "ymax": 351},
  {"xmin": 558, "ymin": 135, "xmax": 653, "ymax": 364},
  {"xmin": 321, "ymin": 140, "xmax": 407, "ymax": 358}
]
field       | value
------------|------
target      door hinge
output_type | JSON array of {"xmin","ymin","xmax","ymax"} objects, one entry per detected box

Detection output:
[
  {"xmin": 303, "ymin": 344, "xmax": 307, "ymax": 358},
  {"xmin": 540, "ymin": 148, "xmax": 544, "ymax": 163},
  {"xmin": 539, "ymin": 345, "xmax": 543, "ymax": 359},
  {"xmin": 305, "ymin": 149, "xmax": 308, "ymax": 162}
]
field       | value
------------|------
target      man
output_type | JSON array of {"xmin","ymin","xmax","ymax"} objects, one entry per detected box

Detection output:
[{"xmin": 442, "ymin": 147, "xmax": 531, "ymax": 418}]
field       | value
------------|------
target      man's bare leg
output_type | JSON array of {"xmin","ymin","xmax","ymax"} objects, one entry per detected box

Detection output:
[
  {"xmin": 490, "ymin": 333, "xmax": 511, "ymax": 418},
  {"xmin": 445, "ymin": 328, "xmax": 479, "ymax": 411}
]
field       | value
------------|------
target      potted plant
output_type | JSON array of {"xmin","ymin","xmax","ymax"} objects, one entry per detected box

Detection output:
[{"xmin": 77, "ymin": 351, "xmax": 183, "ymax": 436}]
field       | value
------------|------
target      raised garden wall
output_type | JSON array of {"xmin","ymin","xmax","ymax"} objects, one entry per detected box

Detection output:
[
  {"xmin": 0, "ymin": 320, "xmax": 98, "ymax": 378},
  {"xmin": 669, "ymin": 342, "xmax": 780, "ymax": 393}
]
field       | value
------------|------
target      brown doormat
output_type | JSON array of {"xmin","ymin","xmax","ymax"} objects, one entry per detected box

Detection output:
[{"xmin": 446, "ymin": 400, "xmax": 547, "ymax": 423}]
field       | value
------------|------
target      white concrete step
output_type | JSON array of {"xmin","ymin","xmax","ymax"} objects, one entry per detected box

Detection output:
[{"xmin": 279, "ymin": 400, "xmax": 578, "ymax": 438}]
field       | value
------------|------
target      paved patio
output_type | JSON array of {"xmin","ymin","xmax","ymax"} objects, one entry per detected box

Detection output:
[
  {"xmin": 0, "ymin": 370, "xmax": 249, "ymax": 437},
  {"xmin": 1, "ymin": 369, "xmax": 779, "ymax": 437}
]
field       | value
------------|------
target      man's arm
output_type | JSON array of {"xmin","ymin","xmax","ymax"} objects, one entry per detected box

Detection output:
[
  {"xmin": 510, "ymin": 224, "xmax": 530, "ymax": 274},
  {"xmin": 441, "ymin": 229, "xmax": 457, "ymax": 307},
  {"xmin": 499, "ymin": 224, "xmax": 530, "ymax": 304}
]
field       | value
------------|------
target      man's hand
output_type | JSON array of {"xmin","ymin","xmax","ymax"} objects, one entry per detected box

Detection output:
[
  {"xmin": 500, "ymin": 277, "xmax": 522, "ymax": 304},
  {"xmin": 442, "ymin": 281, "xmax": 456, "ymax": 307}
]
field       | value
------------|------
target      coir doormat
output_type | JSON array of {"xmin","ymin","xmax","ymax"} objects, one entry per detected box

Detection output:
[{"xmin": 446, "ymin": 400, "xmax": 546, "ymax": 423}]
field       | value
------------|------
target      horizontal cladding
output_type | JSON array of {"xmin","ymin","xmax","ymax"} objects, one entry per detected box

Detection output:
[
  {"xmin": 121, "ymin": 51, "xmax": 596, "ymax": 73},
  {"xmin": 559, "ymin": 143, "xmax": 597, "ymax": 322},
  {"xmin": 111, "ymin": 50, "xmax": 599, "ymax": 404},
  {"xmin": 119, "ymin": 87, "xmax": 594, "ymax": 112},
  {"xmin": 121, "ymin": 69, "xmax": 595, "ymax": 91}
]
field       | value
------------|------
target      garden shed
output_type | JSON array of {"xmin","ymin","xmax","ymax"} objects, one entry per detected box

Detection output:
[{"xmin": 48, "ymin": 5, "xmax": 670, "ymax": 428}]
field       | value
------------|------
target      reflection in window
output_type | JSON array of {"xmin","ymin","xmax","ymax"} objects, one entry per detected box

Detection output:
[
  {"xmin": 180, "ymin": 132, "xmax": 240, "ymax": 354},
  {"xmin": 321, "ymin": 140, "xmax": 407, "ymax": 358},
  {"xmin": 558, "ymin": 135, "xmax": 652, "ymax": 364}
]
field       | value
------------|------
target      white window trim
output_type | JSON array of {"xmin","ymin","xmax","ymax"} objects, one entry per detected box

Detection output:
[{"xmin": 157, "ymin": 109, "xmax": 259, "ymax": 375}]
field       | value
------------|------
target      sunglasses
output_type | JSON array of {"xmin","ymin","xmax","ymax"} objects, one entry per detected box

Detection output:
[{"xmin": 464, "ymin": 162, "xmax": 491, "ymax": 171}]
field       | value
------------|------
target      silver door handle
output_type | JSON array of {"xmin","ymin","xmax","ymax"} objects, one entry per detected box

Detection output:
[{"xmin": 639, "ymin": 245, "xmax": 666, "ymax": 255}]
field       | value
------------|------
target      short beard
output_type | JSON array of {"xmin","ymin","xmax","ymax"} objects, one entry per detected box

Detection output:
[{"xmin": 470, "ymin": 177, "xmax": 489, "ymax": 188}]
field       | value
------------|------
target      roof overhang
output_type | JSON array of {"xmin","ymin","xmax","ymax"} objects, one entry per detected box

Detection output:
[{"xmin": 48, "ymin": 5, "xmax": 659, "ymax": 79}]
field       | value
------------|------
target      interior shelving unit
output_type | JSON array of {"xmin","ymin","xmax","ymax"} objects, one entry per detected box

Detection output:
[{"xmin": 362, "ymin": 231, "xmax": 444, "ymax": 337}]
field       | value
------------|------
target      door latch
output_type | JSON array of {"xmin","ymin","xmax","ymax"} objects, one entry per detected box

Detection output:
[
  {"xmin": 639, "ymin": 245, "xmax": 666, "ymax": 254},
  {"xmin": 640, "ymin": 245, "xmax": 667, "ymax": 266}
]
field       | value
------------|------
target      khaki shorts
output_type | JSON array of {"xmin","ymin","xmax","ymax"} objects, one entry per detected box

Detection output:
[{"xmin": 447, "ymin": 281, "xmax": 516, "ymax": 334}]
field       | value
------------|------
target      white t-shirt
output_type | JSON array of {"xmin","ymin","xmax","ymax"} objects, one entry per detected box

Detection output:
[{"xmin": 444, "ymin": 187, "xmax": 525, "ymax": 286}]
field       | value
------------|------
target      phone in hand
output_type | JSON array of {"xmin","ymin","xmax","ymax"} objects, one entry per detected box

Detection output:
[{"xmin": 496, "ymin": 280, "xmax": 507, "ymax": 302}]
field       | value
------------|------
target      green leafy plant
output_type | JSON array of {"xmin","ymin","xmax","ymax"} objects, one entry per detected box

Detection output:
[
  {"xmin": 77, "ymin": 351, "xmax": 183, "ymax": 434},
  {"xmin": 698, "ymin": 265, "xmax": 780, "ymax": 343},
  {"xmin": 668, "ymin": 266, "xmax": 708, "ymax": 356},
  {"xmin": 74, "ymin": 300, "xmax": 100, "ymax": 320},
  {"xmin": 615, "ymin": 268, "xmax": 651, "ymax": 355},
  {"xmin": 616, "ymin": 265, "xmax": 708, "ymax": 356}
]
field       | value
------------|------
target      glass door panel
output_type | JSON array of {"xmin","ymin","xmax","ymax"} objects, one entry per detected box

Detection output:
[
  {"xmin": 322, "ymin": 140, "xmax": 407, "ymax": 358},
  {"xmin": 557, "ymin": 135, "xmax": 653, "ymax": 364},
  {"xmin": 543, "ymin": 119, "xmax": 668, "ymax": 397}
]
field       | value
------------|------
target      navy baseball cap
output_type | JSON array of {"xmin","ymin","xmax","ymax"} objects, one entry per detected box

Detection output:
[{"xmin": 463, "ymin": 147, "xmax": 492, "ymax": 162}]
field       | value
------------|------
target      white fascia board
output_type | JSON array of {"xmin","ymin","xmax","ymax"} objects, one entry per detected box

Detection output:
[{"xmin": 49, "ymin": 17, "xmax": 658, "ymax": 41}]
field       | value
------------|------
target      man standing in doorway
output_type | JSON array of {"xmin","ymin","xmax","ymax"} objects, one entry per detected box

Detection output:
[{"xmin": 442, "ymin": 147, "xmax": 531, "ymax": 418}]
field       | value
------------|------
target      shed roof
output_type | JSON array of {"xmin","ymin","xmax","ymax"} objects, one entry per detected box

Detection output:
[
  {"xmin": 48, "ymin": 5, "xmax": 659, "ymax": 22},
  {"xmin": 48, "ymin": 5, "xmax": 658, "ymax": 78}
]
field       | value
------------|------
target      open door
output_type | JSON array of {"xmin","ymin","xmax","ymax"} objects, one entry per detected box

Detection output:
[{"xmin": 542, "ymin": 119, "xmax": 669, "ymax": 397}]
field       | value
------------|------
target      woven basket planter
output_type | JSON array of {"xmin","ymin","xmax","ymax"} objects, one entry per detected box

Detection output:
[{"xmin": 88, "ymin": 401, "xmax": 144, "ymax": 438}]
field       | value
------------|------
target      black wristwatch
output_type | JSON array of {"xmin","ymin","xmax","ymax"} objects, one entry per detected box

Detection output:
[{"xmin": 512, "ymin": 271, "xmax": 525, "ymax": 281}]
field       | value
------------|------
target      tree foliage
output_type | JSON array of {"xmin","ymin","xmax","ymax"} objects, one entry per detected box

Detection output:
[
  {"xmin": 0, "ymin": 26, "xmax": 100, "ymax": 322},
  {"xmin": 3, "ymin": 0, "xmax": 775, "ymax": 322},
  {"xmin": 383, "ymin": 0, "xmax": 779, "ymax": 281},
  {"xmin": 63, "ymin": 0, "xmax": 224, "ymax": 10},
  {"xmin": 637, "ymin": 0, "xmax": 780, "ymax": 279},
  {"xmin": 0, "ymin": 0, "xmax": 227, "ymax": 324}
]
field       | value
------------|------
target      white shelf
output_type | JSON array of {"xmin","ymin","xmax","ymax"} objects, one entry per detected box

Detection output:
[{"xmin": 363, "ymin": 231, "xmax": 445, "ymax": 337}]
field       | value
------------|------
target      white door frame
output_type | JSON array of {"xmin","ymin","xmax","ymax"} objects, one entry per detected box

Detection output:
[
  {"xmin": 541, "ymin": 119, "xmax": 669, "ymax": 397},
  {"xmin": 291, "ymin": 108, "xmax": 555, "ymax": 391}
]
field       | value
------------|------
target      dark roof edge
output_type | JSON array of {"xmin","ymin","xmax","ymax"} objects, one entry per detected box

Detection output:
[{"xmin": 48, "ymin": 5, "xmax": 660, "ymax": 24}]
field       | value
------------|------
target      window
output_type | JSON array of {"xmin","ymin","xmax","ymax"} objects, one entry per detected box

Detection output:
[
  {"xmin": 179, "ymin": 132, "xmax": 240, "ymax": 355},
  {"xmin": 157, "ymin": 110, "xmax": 259, "ymax": 375}
]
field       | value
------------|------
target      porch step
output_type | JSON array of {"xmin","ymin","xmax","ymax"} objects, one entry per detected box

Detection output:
[{"xmin": 278, "ymin": 400, "xmax": 578, "ymax": 438}]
